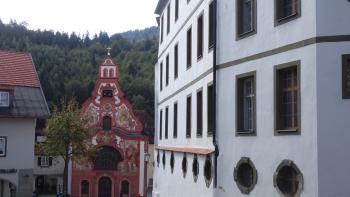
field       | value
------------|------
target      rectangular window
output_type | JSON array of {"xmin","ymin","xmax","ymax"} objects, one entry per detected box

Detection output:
[
  {"xmin": 0, "ymin": 137, "xmax": 6, "ymax": 157},
  {"xmin": 197, "ymin": 14, "xmax": 204, "ymax": 60},
  {"xmin": 275, "ymin": 64, "xmax": 299, "ymax": 134},
  {"xmin": 236, "ymin": 74, "xmax": 256, "ymax": 135},
  {"xmin": 159, "ymin": 110, "xmax": 163, "ymax": 140},
  {"xmin": 197, "ymin": 90, "xmax": 203, "ymax": 136},
  {"xmin": 275, "ymin": 0, "xmax": 300, "ymax": 24},
  {"xmin": 166, "ymin": 55, "xmax": 169, "ymax": 86},
  {"xmin": 167, "ymin": 3, "xmax": 171, "ymax": 34},
  {"xmin": 160, "ymin": 15, "xmax": 164, "ymax": 43},
  {"xmin": 173, "ymin": 102, "xmax": 178, "ymax": 138},
  {"xmin": 160, "ymin": 62, "xmax": 163, "ymax": 91},
  {"xmin": 187, "ymin": 27, "xmax": 192, "ymax": 68},
  {"xmin": 174, "ymin": 44, "xmax": 178, "ymax": 79},
  {"xmin": 186, "ymin": 95, "xmax": 192, "ymax": 138},
  {"xmin": 207, "ymin": 84, "xmax": 214, "ymax": 135},
  {"xmin": 208, "ymin": 1, "xmax": 214, "ymax": 50},
  {"xmin": 237, "ymin": 0, "xmax": 256, "ymax": 38},
  {"xmin": 342, "ymin": 54, "xmax": 350, "ymax": 99},
  {"xmin": 165, "ymin": 107, "xmax": 169, "ymax": 139},
  {"xmin": 175, "ymin": 0, "xmax": 179, "ymax": 22},
  {"xmin": 0, "ymin": 92, "xmax": 9, "ymax": 107},
  {"xmin": 38, "ymin": 156, "xmax": 52, "ymax": 167}
]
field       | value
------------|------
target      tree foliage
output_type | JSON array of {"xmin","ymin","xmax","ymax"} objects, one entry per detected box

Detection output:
[{"xmin": 0, "ymin": 20, "xmax": 158, "ymax": 116}]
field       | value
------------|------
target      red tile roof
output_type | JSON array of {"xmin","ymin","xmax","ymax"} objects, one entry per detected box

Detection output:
[{"xmin": 0, "ymin": 50, "xmax": 40, "ymax": 87}]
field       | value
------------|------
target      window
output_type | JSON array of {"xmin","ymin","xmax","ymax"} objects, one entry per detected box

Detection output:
[
  {"xmin": 0, "ymin": 91, "xmax": 9, "ymax": 107},
  {"xmin": 192, "ymin": 154, "xmax": 199, "ymax": 182},
  {"xmin": 81, "ymin": 180, "xmax": 89, "ymax": 195},
  {"xmin": 275, "ymin": 0, "xmax": 301, "ymax": 25},
  {"xmin": 236, "ymin": 0, "xmax": 256, "ymax": 39},
  {"xmin": 162, "ymin": 151, "xmax": 166, "ymax": 169},
  {"xmin": 186, "ymin": 95, "xmax": 192, "ymax": 138},
  {"xmin": 166, "ymin": 55, "xmax": 169, "ymax": 86},
  {"xmin": 275, "ymin": 62, "xmax": 300, "ymax": 134},
  {"xmin": 160, "ymin": 62, "xmax": 163, "ymax": 91},
  {"xmin": 94, "ymin": 146, "xmax": 123, "ymax": 170},
  {"xmin": 197, "ymin": 90, "xmax": 203, "ymax": 137},
  {"xmin": 165, "ymin": 107, "xmax": 169, "ymax": 139},
  {"xmin": 102, "ymin": 116, "xmax": 112, "ymax": 131},
  {"xmin": 208, "ymin": 1, "xmax": 214, "ymax": 49},
  {"xmin": 234, "ymin": 157, "xmax": 258, "ymax": 194},
  {"xmin": 175, "ymin": 0, "xmax": 179, "ymax": 22},
  {"xmin": 102, "ymin": 90, "xmax": 113, "ymax": 97},
  {"xmin": 207, "ymin": 84, "xmax": 214, "ymax": 135},
  {"xmin": 160, "ymin": 15, "xmax": 164, "ymax": 43},
  {"xmin": 173, "ymin": 102, "xmax": 178, "ymax": 138},
  {"xmin": 342, "ymin": 54, "xmax": 350, "ymax": 99},
  {"xmin": 170, "ymin": 152, "xmax": 175, "ymax": 173},
  {"xmin": 174, "ymin": 44, "xmax": 178, "ymax": 79},
  {"xmin": 157, "ymin": 150, "xmax": 160, "ymax": 167},
  {"xmin": 274, "ymin": 160, "xmax": 303, "ymax": 197},
  {"xmin": 236, "ymin": 73, "xmax": 256, "ymax": 135},
  {"xmin": 38, "ymin": 156, "xmax": 53, "ymax": 167},
  {"xmin": 0, "ymin": 137, "xmax": 7, "ymax": 157},
  {"xmin": 204, "ymin": 155, "xmax": 213, "ymax": 188},
  {"xmin": 197, "ymin": 13, "xmax": 204, "ymax": 59},
  {"xmin": 167, "ymin": 3, "xmax": 171, "ymax": 34},
  {"xmin": 182, "ymin": 153, "xmax": 187, "ymax": 178},
  {"xmin": 187, "ymin": 27, "xmax": 192, "ymax": 68},
  {"xmin": 159, "ymin": 110, "xmax": 163, "ymax": 140}
]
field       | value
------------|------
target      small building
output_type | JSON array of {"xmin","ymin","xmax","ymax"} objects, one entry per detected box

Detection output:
[
  {"xmin": 70, "ymin": 54, "xmax": 149, "ymax": 197},
  {"xmin": 0, "ymin": 50, "xmax": 50, "ymax": 197}
]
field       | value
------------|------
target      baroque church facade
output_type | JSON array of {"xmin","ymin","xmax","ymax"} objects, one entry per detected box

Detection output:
[{"xmin": 70, "ymin": 54, "xmax": 149, "ymax": 197}]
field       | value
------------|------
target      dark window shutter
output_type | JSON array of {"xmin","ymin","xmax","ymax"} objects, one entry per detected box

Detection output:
[{"xmin": 49, "ymin": 157, "xmax": 53, "ymax": 166}]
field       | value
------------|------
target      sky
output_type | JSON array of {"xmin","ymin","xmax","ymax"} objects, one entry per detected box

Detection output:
[{"xmin": 0, "ymin": 0, "xmax": 159, "ymax": 36}]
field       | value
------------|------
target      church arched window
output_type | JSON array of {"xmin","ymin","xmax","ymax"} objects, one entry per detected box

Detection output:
[
  {"xmin": 103, "ymin": 116, "xmax": 112, "ymax": 130},
  {"xmin": 110, "ymin": 69, "xmax": 115, "ymax": 78},
  {"xmin": 103, "ymin": 68, "xmax": 108, "ymax": 78},
  {"xmin": 94, "ymin": 146, "xmax": 123, "ymax": 170}
]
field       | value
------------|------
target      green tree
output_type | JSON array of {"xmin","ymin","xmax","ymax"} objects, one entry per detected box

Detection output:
[{"xmin": 41, "ymin": 98, "xmax": 94, "ymax": 196}]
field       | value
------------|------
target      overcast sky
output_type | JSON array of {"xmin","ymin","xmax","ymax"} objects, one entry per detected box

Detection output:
[{"xmin": 0, "ymin": 0, "xmax": 159, "ymax": 36}]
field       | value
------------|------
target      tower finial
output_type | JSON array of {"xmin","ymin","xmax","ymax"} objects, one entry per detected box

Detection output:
[{"xmin": 107, "ymin": 47, "xmax": 112, "ymax": 56}]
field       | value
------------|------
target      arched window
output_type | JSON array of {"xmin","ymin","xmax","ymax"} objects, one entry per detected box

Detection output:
[
  {"xmin": 192, "ymin": 154, "xmax": 199, "ymax": 182},
  {"xmin": 274, "ymin": 160, "xmax": 303, "ymax": 197},
  {"xmin": 110, "ymin": 69, "xmax": 115, "ymax": 78},
  {"xmin": 182, "ymin": 153, "xmax": 187, "ymax": 178},
  {"xmin": 103, "ymin": 68, "xmax": 108, "ymax": 78},
  {"xmin": 204, "ymin": 155, "xmax": 213, "ymax": 188},
  {"xmin": 81, "ymin": 180, "xmax": 89, "ymax": 195},
  {"xmin": 102, "ymin": 90, "xmax": 113, "ymax": 97},
  {"xmin": 170, "ymin": 152, "xmax": 175, "ymax": 174},
  {"xmin": 94, "ymin": 146, "xmax": 123, "ymax": 170},
  {"xmin": 121, "ymin": 180, "xmax": 130, "ymax": 196},
  {"xmin": 103, "ymin": 116, "xmax": 112, "ymax": 131},
  {"xmin": 234, "ymin": 157, "xmax": 258, "ymax": 194}
]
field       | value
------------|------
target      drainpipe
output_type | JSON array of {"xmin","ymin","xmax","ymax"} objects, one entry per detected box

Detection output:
[{"xmin": 212, "ymin": 0, "xmax": 219, "ymax": 189}]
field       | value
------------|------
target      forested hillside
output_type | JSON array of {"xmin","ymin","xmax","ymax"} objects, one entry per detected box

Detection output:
[{"xmin": 0, "ymin": 20, "xmax": 158, "ymax": 116}]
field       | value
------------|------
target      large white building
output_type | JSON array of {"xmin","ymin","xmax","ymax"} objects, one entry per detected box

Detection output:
[
  {"xmin": 154, "ymin": 0, "xmax": 350, "ymax": 197},
  {"xmin": 153, "ymin": 0, "xmax": 217, "ymax": 196}
]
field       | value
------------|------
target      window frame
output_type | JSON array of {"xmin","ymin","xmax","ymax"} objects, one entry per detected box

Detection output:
[
  {"xmin": 167, "ymin": 3, "xmax": 171, "ymax": 35},
  {"xmin": 175, "ymin": 0, "xmax": 179, "ymax": 22},
  {"xmin": 160, "ymin": 61, "xmax": 163, "ymax": 91},
  {"xmin": 192, "ymin": 154, "xmax": 199, "ymax": 183},
  {"xmin": 38, "ymin": 156, "xmax": 53, "ymax": 167},
  {"xmin": 160, "ymin": 14, "xmax": 164, "ymax": 43},
  {"xmin": 196, "ymin": 88, "xmax": 203, "ymax": 137},
  {"xmin": 173, "ymin": 102, "xmax": 178, "ymax": 138},
  {"xmin": 165, "ymin": 106, "xmax": 169, "ymax": 139},
  {"xmin": 170, "ymin": 151, "xmax": 175, "ymax": 173},
  {"xmin": 81, "ymin": 180, "xmax": 90, "ymax": 195},
  {"xmin": 236, "ymin": 71, "xmax": 256, "ymax": 136},
  {"xmin": 203, "ymin": 155, "xmax": 213, "ymax": 188},
  {"xmin": 174, "ymin": 43, "xmax": 179, "ymax": 79},
  {"xmin": 233, "ymin": 157, "xmax": 258, "ymax": 194},
  {"xmin": 207, "ymin": 83, "xmax": 214, "ymax": 136},
  {"xmin": 274, "ymin": 0, "xmax": 301, "ymax": 26},
  {"xmin": 274, "ymin": 61, "xmax": 301, "ymax": 135},
  {"xmin": 342, "ymin": 54, "xmax": 350, "ymax": 99},
  {"xmin": 197, "ymin": 12, "xmax": 204, "ymax": 60},
  {"xmin": 182, "ymin": 153, "xmax": 188, "ymax": 178},
  {"xmin": 166, "ymin": 54, "xmax": 169, "ymax": 86},
  {"xmin": 159, "ymin": 109, "xmax": 163, "ymax": 140},
  {"xmin": 236, "ymin": 0, "xmax": 257, "ymax": 40},
  {"xmin": 102, "ymin": 116, "xmax": 112, "ymax": 131},
  {"xmin": 0, "ymin": 91, "xmax": 10, "ymax": 107},
  {"xmin": 208, "ymin": 1, "xmax": 214, "ymax": 50},
  {"xmin": 186, "ymin": 26, "xmax": 192, "ymax": 69},
  {"xmin": 0, "ymin": 136, "xmax": 7, "ymax": 157},
  {"xmin": 186, "ymin": 94, "xmax": 192, "ymax": 138}
]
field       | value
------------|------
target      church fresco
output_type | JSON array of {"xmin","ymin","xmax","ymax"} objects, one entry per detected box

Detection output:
[{"xmin": 115, "ymin": 104, "xmax": 137, "ymax": 130}]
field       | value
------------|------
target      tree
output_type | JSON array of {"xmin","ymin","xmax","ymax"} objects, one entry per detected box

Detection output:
[{"xmin": 41, "ymin": 98, "xmax": 94, "ymax": 196}]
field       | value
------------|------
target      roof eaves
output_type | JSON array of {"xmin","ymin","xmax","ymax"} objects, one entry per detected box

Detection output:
[{"xmin": 155, "ymin": 0, "xmax": 169, "ymax": 15}]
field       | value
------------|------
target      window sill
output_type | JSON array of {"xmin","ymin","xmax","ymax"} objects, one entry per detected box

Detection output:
[
  {"xmin": 275, "ymin": 12, "xmax": 300, "ymax": 26},
  {"xmin": 236, "ymin": 29, "xmax": 256, "ymax": 41},
  {"xmin": 197, "ymin": 55, "xmax": 203, "ymax": 62},
  {"xmin": 236, "ymin": 130, "xmax": 256, "ymax": 136},
  {"xmin": 275, "ymin": 128, "xmax": 300, "ymax": 135}
]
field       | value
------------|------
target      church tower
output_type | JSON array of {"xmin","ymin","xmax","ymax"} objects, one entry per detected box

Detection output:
[{"xmin": 70, "ymin": 50, "xmax": 148, "ymax": 197}]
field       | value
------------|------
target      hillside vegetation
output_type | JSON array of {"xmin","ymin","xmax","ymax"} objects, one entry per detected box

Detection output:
[{"xmin": 0, "ymin": 20, "xmax": 158, "ymax": 116}]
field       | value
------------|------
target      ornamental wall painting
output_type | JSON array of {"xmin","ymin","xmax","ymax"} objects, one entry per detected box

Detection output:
[
  {"xmin": 86, "ymin": 104, "xmax": 99, "ymax": 126},
  {"xmin": 118, "ymin": 140, "xmax": 139, "ymax": 175},
  {"xmin": 115, "ymin": 104, "xmax": 137, "ymax": 130}
]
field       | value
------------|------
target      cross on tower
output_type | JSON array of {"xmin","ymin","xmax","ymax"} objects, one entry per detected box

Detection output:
[{"xmin": 107, "ymin": 47, "xmax": 112, "ymax": 56}]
